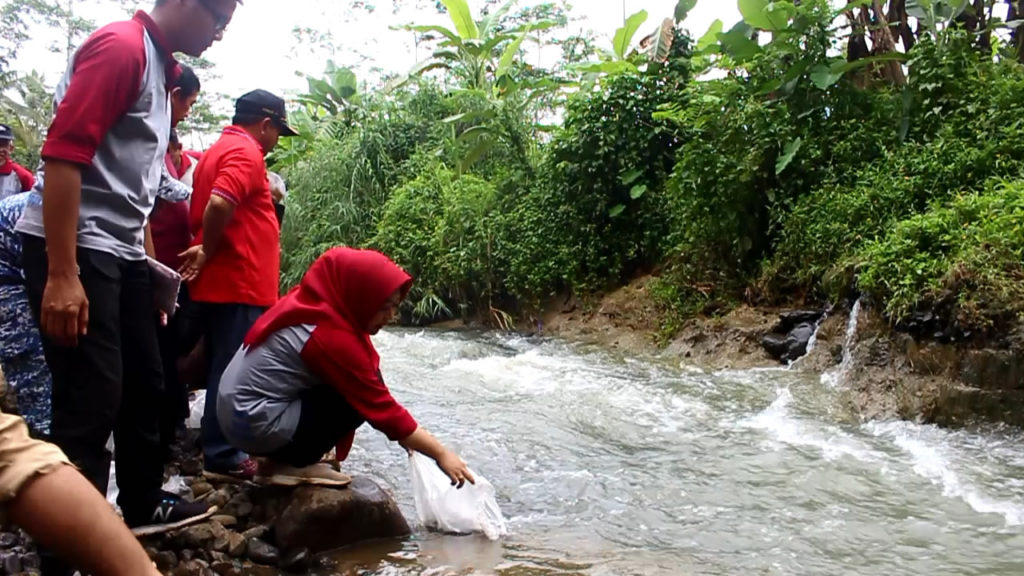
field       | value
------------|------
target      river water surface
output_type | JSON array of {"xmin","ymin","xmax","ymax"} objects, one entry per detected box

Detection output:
[{"xmin": 319, "ymin": 329, "xmax": 1024, "ymax": 575}]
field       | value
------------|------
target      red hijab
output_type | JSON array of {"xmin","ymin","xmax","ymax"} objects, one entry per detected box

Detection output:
[{"xmin": 244, "ymin": 247, "xmax": 412, "ymax": 356}]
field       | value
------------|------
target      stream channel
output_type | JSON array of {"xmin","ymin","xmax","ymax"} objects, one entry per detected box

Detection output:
[{"xmin": 315, "ymin": 327, "xmax": 1024, "ymax": 575}]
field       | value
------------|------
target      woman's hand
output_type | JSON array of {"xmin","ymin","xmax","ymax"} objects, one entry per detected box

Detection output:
[{"xmin": 436, "ymin": 450, "xmax": 476, "ymax": 488}]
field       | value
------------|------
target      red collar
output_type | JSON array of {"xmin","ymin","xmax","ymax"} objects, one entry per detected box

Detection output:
[
  {"xmin": 133, "ymin": 11, "xmax": 179, "ymax": 85},
  {"xmin": 223, "ymin": 126, "xmax": 266, "ymax": 155}
]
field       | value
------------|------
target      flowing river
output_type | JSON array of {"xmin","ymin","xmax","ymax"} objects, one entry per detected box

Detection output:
[{"xmin": 318, "ymin": 329, "xmax": 1024, "ymax": 575}]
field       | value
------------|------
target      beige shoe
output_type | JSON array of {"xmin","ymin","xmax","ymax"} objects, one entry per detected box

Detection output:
[{"xmin": 255, "ymin": 461, "xmax": 351, "ymax": 488}]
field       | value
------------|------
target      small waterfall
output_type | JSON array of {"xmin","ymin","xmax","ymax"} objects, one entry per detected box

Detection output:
[
  {"xmin": 788, "ymin": 309, "xmax": 829, "ymax": 369},
  {"xmin": 821, "ymin": 298, "xmax": 863, "ymax": 387}
]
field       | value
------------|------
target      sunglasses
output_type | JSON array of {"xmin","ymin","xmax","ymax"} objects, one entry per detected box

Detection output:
[{"xmin": 196, "ymin": 0, "xmax": 231, "ymax": 32}]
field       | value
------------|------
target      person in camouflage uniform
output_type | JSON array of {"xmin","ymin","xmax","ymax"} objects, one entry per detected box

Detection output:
[{"xmin": 0, "ymin": 189, "xmax": 51, "ymax": 437}]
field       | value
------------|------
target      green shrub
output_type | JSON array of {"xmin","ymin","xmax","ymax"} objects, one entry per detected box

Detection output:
[
  {"xmin": 765, "ymin": 123, "xmax": 1024, "ymax": 298},
  {"xmin": 856, "ymin": 181, "xmax": 1024, "ymax": 332},
  {"xmin": 371, "ymin": 161, "xmax": 499, "ymax": 321}
]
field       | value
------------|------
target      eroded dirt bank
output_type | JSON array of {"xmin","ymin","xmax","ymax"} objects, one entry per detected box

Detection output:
[{"xmin": 531, "ymin": 276, "xmax": 1024, "ymax": 429}]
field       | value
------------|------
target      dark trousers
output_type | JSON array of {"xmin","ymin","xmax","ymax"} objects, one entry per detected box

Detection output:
[
  {"xmin": 157, "ymin": 284, "xmax": 202, "ymax": 460},
  {"xmin": 201, "ymin": 302, "xmax": 265, "ymax": 469},
  {"xmin": 22, "ymin": 236, "xmax": 164, "ymax": 509},
  {"xmin": 268, "ymin": 384, "xmax": 364, "ymax": 468}
]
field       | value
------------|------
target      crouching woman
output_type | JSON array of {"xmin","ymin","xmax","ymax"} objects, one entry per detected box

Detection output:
[{"xmin": 217, "ymin": 247, "xmax": 475, "ymax": 488}]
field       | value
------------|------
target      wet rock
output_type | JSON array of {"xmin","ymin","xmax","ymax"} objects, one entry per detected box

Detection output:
[
  {"xmin": 227, "ymin": 532, "xmax": 247, "ymax": 558},
  {"xmin": 211, "ymin": 514, "xmax": 238, "ymax": 528},
  {"xmin": 224, "ymin": 493, "xmax": 253, "ymax": 518},
  {"xmin": 0, "ymin": 532, "xmax": 18, "ymax": 550},
  {"xmin": 180, "ymin": 549, "xmax": 195, "ymax": 561},
  {"xmin": 155, "ymin": 550, "xmax": 179, "ymax": 571},
  {"xmin": 777, "ymin": 309, "xmax": 824, "ymax": 332},
  {"xmin": 192, "ymin": 481, "xmax": 214, "ymax": 498},
  {"xmin": 173, "ymin": 522, "xmax": 228, "ymax": 550},
  {"xmin": 273, "ymin": 478, "xmax": 410, "ymax": 555},
  {"xmin": 238, "ymin": 564, "xmax": 277, "ymax": 576},
  {"xmin": 180, "ymin": 458, "xmax": 204, "ymax": 476},
  {"xmin": 279, "ymin": 547, "xmax": 311, "ymax": 572},
  {"xmin": 212, "ymin": 529, "xmax": 231, "ymax": 553},
  {"xmin": 172, "ymin": 559, "xmax": 208, "ymax": 576},
  {"xmin": 208, "ymin": 489, "xmax": 232, "ymax": 509},
  {"xmin": 782, "ymin": 323, "xmax": 816, "ymax": 363},
  {"xmin": 240, "ymin": 526, "xmax": 269, "ymax": 541},
  {"xmin": 2, "ymin": 551, "xmax": 21, "ymax": 574},
  {"xmin": 211, "ymin": 560, "xmax": 241, "ymax": 576},
  {"xmin": 21, "ymin": 551, "xmax": 40, "ymax": 571},
  {"xmin": 245, "ymin": 539, "xmax": 279, "ymax": 565},
  {"xmin": 761, "ymin": 333, "xmax": 788, "ymax": 359}
]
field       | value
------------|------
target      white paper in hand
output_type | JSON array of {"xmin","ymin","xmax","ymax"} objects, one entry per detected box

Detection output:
[{"xmin": 409, "ymin": 452, "xmax": 508, "ymax": 540}]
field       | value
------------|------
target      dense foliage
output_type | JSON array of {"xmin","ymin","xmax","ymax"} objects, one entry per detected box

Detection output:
[{"xmin": 270, "ymin": 0, "xmax": 1024, "ymax": 336}]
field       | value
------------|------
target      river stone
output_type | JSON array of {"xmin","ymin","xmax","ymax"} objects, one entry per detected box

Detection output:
[
  {"xmin": 273, "ymin": 477, "xmax": 411, "ymax": 555},
  {"xmin": 783, "ymin": 323, "xmax": 816, "ymax": 363},
  {"xmin": 192, "ymin": 481, "xmax": 214, "ymax": 498},
  {"xmin": 211, "ymin": 514, "xmax": 238, "ymax": 528},
  {"xmin": 238, "ymin": 565, "xmax": 277, "ymax": 576},
  {"xmin": 241, "ymin": 526, "xmax": 269, "ymax": 541},
  {"xmin": 279, "ymin": 548, "xmax": 311, "ymax": 572},
  {"xmin": 245, "ymin": 539, "xmax": 279, "ymax": 565},
  {"xmin": 208, "ymin": 489, "xmax": 232, "ymax": 509},
  {"xmin": 227, "ymin": 532, "xmax": 247, "ymax": 558},
  {"xmin": 224, "ymin": 493, "xmax": 254, "ymax": 518},
  {"xmin": 155, "ymin": 550, "xmax": 179, "ymax": 571},
  {"xmin": 172, "ymin": 559, "xmax": 208, "ymax": 576},
  {"xmin": 211, "ymin": 560, "xmax": 241, "ymax": 576},
  {"xmin": 181, "ymin": 458, "xmax": 204, "ymax": 476},
  {"xmin": 21, "ymin": 551, "xmax": 40, "ymax": 571},
  {"xmin": 778, "ymin": 310, "xmax": 824, "ymax": 332},
  {"xmin": 761, "ymin": 332, "xmax": 789, "ymax": 359},
  {"xmin": 174, "ymin": 521, "xmax": 228, "ymax": 550},
  {"xmin": 2, "ymin": 551, "xmax": 21, "ymax": 574}
]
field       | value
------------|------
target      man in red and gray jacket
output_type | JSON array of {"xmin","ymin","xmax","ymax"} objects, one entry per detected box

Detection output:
[
  {"xmin": 0, "ymin": 124, "xmax": 34, "ymax": 201},
  {"xmin": 15, "ymin": 0, "xmax": 241, "ymax": 553}
]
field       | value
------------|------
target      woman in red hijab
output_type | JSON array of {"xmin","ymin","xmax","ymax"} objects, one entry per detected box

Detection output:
[{"xmin": 216, "ymin": 247, "xmax": 475, "ymax": 487}]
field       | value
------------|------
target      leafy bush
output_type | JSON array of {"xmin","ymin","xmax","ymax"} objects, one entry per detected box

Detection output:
[
  {"xmin": 528, "ymin": 47, "xmax": 692, "ymax": 293},
  {"xmin": 765, "ymin": 129, "xmax": 1024, "ymax": 297},
  {"xmin": 371, "ymin": 161, "xmax": 499, "ymax": 321},
  {"xmin": 856, "ymin": 181, "xmax": 1024, "ymax": 332}
]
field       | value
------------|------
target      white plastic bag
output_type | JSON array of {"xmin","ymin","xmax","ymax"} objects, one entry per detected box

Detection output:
[
  {"xmin": 186, "ymin": 393, "xmax": 205, "ymax": 429},
  {"xmin": 409, "ymin": 452, "xmax": 508, "ymax": 540}
]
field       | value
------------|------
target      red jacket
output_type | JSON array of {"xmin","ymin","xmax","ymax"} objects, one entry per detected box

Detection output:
[{"xmin": 245, "ymin": 247, "xmax": 417, "ymax": 460}]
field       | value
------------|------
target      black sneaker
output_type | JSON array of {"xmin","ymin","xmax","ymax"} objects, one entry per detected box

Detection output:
[{"xmin": 125, "ymin": 491, "xmax": 217, "ymax": 536}]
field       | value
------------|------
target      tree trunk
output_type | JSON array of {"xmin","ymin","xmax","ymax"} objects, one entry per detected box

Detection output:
[
  {"xmin": 887, "ymin": 0, "xmax": 916, "ymax": 52},
  {"xmin": 846, "ymin": 9, "xmax": 872, "ymax": 88},
  {"xmin": 1009, "ymin": 0, "xmax": 1024, "ymax": 63},
  {"xmin": 870, "ymin": 0, "xmax": 907, "ymax": 85}
]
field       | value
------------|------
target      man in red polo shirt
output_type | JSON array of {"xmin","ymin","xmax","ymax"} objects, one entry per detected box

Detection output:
[
  {"xmin": 15, "ymin": 0, "xmax": 242, "ymax": 559},
  {"xmin": 179, "ymin": 89, "xmax": 296, "ymax": 480}
]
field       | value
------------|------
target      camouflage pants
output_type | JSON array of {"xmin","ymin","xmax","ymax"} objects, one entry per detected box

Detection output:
[{"xmin": 0, "ymin": 284, "xmax": 51, "ymax": 436}]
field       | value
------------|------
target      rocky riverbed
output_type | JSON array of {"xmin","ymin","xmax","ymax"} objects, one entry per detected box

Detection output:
[{"xmin": 0, "ymin": 429, "xmax": 412, "ymax": 576}]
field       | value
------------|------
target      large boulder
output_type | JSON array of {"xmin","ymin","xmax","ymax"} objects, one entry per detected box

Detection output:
[
  {"xmin": 782, "ymin": 323, "xmax": 816, "ymax": 363},
  {"xmin": 273, "ymin": 477, "xmax": 410, "ymax": 555},
  {"xmin": 776, "ymin": 309, "xmax": 825, "ymax": 333}
]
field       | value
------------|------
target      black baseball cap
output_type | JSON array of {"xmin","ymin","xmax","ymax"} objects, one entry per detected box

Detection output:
[
  {"xmin": 234, "ymin": 90, "xmax": 298, "ymax": 137},
  {"xmin": 0, "ymin": 124, "xmax": 13, "ymax": 142}
]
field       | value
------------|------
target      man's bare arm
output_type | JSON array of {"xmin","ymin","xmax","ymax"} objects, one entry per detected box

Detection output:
[
  {"xmin": 41, "ymin": 161, "xmax": 81, "ymax": 277},
  {"xmin": 9, "ymin": 465, "xmax": 160, "ymax": 576},
  {"xmin": 201, "ymin": 195, "xmax": 235, "ymax": 258}
]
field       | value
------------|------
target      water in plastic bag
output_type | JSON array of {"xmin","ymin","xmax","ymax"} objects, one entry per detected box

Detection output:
[{"xmin": 408, "ymin": 452, "xmax": 508, "ymax": 540}]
